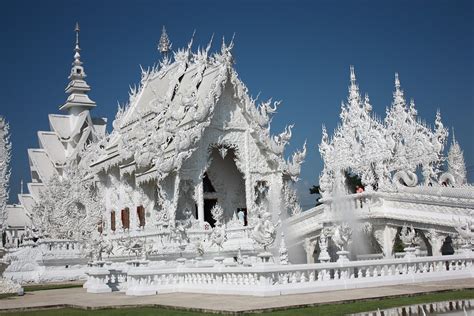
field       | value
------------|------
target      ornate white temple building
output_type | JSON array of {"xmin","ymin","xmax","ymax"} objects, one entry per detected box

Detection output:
[{"xmin": 1, "ymin": 26, "xmax": 472, "ymax": 295}]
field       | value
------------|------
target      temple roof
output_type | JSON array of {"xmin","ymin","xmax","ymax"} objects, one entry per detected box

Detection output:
[
  {"xmin": 5, "ymin": 205, "xmax": 31, "ymax": 228},
  {"xmin": 91, "ymin": 37, "xmax": 306, "ymax": 182}
]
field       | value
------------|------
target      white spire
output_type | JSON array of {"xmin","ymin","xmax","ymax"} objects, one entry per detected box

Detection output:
[
  {"xmin": 158, "ymin": 25, "xmax": 171, "ymax": 56},
  {"xmin": 60, "ymin": 22, "xmax": 96, "ymax": 113},
  {"xmin": 350, "ymin": 65, "xmax": 356, "ymax": 86},
  {"xmin": 448, "ymin": 127, "xmax": 467, "ymax": 185},
  {"xmin": 73, "ymin": 22, "xmax": 82, "ymax": 67},
  {"xmin": 347, "ymin": 66, "xmax": 361, "ymax": 108},
  {"xmin": 395, "ymin": 72, "xmax": 400, "ymax": 90},
  {"xmin": 392, "ymin": 72, "xmax": 405, "ymax": 109}
]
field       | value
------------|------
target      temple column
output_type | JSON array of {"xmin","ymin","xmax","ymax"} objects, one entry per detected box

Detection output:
[
  {"xmin": 196, "ymin": 180, "xmax": 204, "ymax": 226},
  {"xmin": 373, "ymin": 225, "xmax": 398, "ymax": 258},
  {"xmin": 304, "ymin": 238, "xmax": 317, "ymax": 264}
]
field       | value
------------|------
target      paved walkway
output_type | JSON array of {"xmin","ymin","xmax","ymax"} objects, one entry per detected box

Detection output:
[{"xmin": 1, "ymin": 279, "xmax": 473, "ymax": 314}]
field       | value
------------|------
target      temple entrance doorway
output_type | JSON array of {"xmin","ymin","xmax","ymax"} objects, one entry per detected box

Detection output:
[{"xmin": 202, "ymin": 147, "xmax": 247, "ymax": 226}]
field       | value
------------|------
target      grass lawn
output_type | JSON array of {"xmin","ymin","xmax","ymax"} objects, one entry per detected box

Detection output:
[
  {"xmin": 1, "ymin": 289, "xmax": 473, "ymax": 316},
  {"xmin": 22, "ymin": 283, "xmax": 83, "ymax": 292}
]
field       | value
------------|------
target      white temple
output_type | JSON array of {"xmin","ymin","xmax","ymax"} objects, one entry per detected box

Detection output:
[{"xmin": 0, "ymin": 26, "xmax": 472, "ymax": 296}]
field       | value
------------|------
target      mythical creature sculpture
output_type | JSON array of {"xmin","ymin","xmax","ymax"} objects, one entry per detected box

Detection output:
[
  {"xmin": 172, "ymin": 208, "xmax": 193, "ymax": 246},
  {"xmin": 318, "ymin": 229, "xmax": 331, "ymax": 262},
  {"xmin": 454, "ymin": 219, "xmax": 474, "ymax": 246},
  {"xmin": 251, "ymin": 206, "xmax": 279, "ymax": 250},
  {"xmin": 399, "ymin": 224, "xmax": 417, "ymax": 247},
  {"xmin": 209, "ymin": 204, "xmax": 227, "ymax": 251},
  {"xmin": 332, "ymin": 223, "xmax": 352, "ymax": 251},
  {"xmin": 279, "ymin": 232, "xmax": 289, "ymax": 265},
  {"xmin": 393, "ymin": 170, "xmax": 418, "ymax": 188},
  {"xmin": 438, "ymin": 172, "xmax": 456, "ymax": 187}
]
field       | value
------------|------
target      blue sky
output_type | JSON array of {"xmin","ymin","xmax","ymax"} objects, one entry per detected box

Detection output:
[{"xmin": 0, "ymin": 0, "xmax": 472, "ymax": 208}]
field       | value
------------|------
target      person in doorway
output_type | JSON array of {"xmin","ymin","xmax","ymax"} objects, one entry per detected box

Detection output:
[{"xmin": 355, "ymin": 185, "xmax": 364, "ymax": 208}]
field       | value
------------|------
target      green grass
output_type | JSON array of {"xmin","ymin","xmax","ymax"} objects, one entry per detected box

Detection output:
[
  {"xmin": 0, "ymin": 293, "xmax": 16, "ymax": 300},
  {"xmin": 258, "ymin": 289, "xmax": 474, "ymax": 315},
  {"xmin": 22, "ymin": 283, "xmax": 83, "ymax": 292},
  {"xmin": 1, "ymin": 289, "xmax": 473, "ymax": 316}
]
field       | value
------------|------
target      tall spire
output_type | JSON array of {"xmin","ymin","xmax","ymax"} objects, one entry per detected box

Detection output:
[
  {"xmin": 348, "ymin": 65, "xmax": 360, "ymax": 106},
  {"xmin": 392, "ymin": 72, "xmax": 405, "ymax": 109},
  {"xmin": 158, "ymin": 26, "xmax": 171, "ymax": 57},
  {"xmin": 60, "ymin": 22, "xmax": 96, "ymax": 113}
]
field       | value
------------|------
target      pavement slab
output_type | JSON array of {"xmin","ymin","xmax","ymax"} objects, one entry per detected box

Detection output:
[{"xmin": 0, "ymin": 278, "xmax": 473, "ymax": 314}]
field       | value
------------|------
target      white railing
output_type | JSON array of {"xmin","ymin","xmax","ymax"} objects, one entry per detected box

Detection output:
[
  {"xmin": 38, "ymin": 239, "xmax": 82, "ymax": 259},
  {"xmin": 85, "ymin": 252, "xmax": 474, "ymax": 296}
]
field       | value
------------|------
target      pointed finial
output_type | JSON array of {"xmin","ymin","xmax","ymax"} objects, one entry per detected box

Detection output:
[
  {"xmin": 158, "ymin": 25, "xmax": 171, "ymax": 55},
  {"xmin": 20, "ymin": 179, "xmax": 24, "ymax": 195},
  {"xmin": 395, "ymin": 72, "xmax": 400, "ymax": 90},
  {"xmin": 75, "ymin": 22, "xmax": 80, "ymax": 46},
  {"xmin": 73, "ymin": 22, "xmax": 82, "ymax": 67},
  {"xmin": 350, "ymin": 65, "xmax": 356, "ymax": 85},
  {"xmin": 452, "ymin": 127, "xmax": 456, "ymax": 144},
  {"xmin": 364, "ymin": 93, "xmax": 372, "ymax": 112}
]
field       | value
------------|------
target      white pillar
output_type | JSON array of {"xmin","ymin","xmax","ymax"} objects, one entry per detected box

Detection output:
[{"xmin": 196, "ymin": 180, "xmax": 204, "ymax": 226}]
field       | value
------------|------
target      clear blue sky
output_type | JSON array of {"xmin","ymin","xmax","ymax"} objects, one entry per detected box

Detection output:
[{"xmin": 0, "ymin": 0, "xmax": 472, "ymax": 208}]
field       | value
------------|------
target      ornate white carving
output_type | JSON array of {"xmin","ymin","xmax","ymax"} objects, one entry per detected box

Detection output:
[
  {"xmin": 332, "ymin": 223, "xmax": 352, "ymax": 251},
  {"xmin": 0, "ymin": 116, "xmax": 11, "ymax": 238},
  {"xmin": 252, "ymin": 206, "xmax": 279, "ymax": 251},
  {"xmin": 318, "ymin": 68, "xmax": 451, "ymax": 194}
]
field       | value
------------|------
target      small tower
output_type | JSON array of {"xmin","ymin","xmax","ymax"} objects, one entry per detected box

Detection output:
[
  {"xmin": 158, "ymin": 26, "xmax": 171, "ymax": 58},
  {"xmin": 59, "ymin": 22, "xmax": 96, "ymax": 114}
]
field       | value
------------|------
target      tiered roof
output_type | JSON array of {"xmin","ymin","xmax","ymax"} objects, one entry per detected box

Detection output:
[
  {"xmin": 91, "ymin": 33, "xmax": 306, "ymax": 184},
  {"xmin": 18, "ymin": 23, "xmax": 106, "ymax": 215}
]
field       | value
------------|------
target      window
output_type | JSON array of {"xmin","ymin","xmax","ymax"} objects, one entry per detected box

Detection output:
[
  {"xmin": 121, "ymin": 208, "xmax": 130, "ymax": 229},
  {"xmin": 137, "ymin": 205, "xmax": 145, "ymax": 228},
  {"xmin": 110, "ymin": 211, "xmax": 116, "ymax": 232}
]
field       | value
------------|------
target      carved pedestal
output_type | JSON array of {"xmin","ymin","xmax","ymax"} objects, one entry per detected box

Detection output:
[
  {"xmin": 374, "ymin": 225, "xmax": 398, "ymax": 258},
  {"xmin": 86, "ymin": 266, "xmax": 112, "ymax": 293},
  {"xmin": 336, "ymin": 250, "xmax": 350, "ymax": 263}
]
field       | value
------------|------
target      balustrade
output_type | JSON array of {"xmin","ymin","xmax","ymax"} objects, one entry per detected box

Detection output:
[{"xmin": 106, "ymin": 252, "xmax": 474, "ymax": 296}]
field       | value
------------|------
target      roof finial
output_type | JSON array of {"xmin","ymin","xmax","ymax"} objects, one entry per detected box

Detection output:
[
  {"xmin": 158, "ymin": 25, "xmax": 171, "ymax": 56},
  {"xmin": 73, "ymin": 22, "xmax": 82, "ymax": 67},
  {"xmin": 395, "ymin": 72, "xmax": 400, "ymax": 91},
  {"xmin": 350, "ymin": 65, "xmax": 356, "ymax": 85},
  {"xmin": 75, "ymin": 22, "xmax": 80, "ymax": 46},
  {"xmin": 60, "ymin": 22, "xmax": 96, "ymax": 112}
]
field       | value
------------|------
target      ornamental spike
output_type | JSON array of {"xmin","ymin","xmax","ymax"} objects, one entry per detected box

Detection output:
[
  {"xmin": 350, "ymin": 65, "xmax": 356, "ymax": 85},
  {"xmin": 73, "ymin": 22, "xmax": 82, "ymax": 66},
  {"xmin": 395, "ymin": 72, "xmax": 400, "ymax": 91},
  {"xmin": 158, "ymin": 25, "xmax": 172, "ymax": 55}
]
